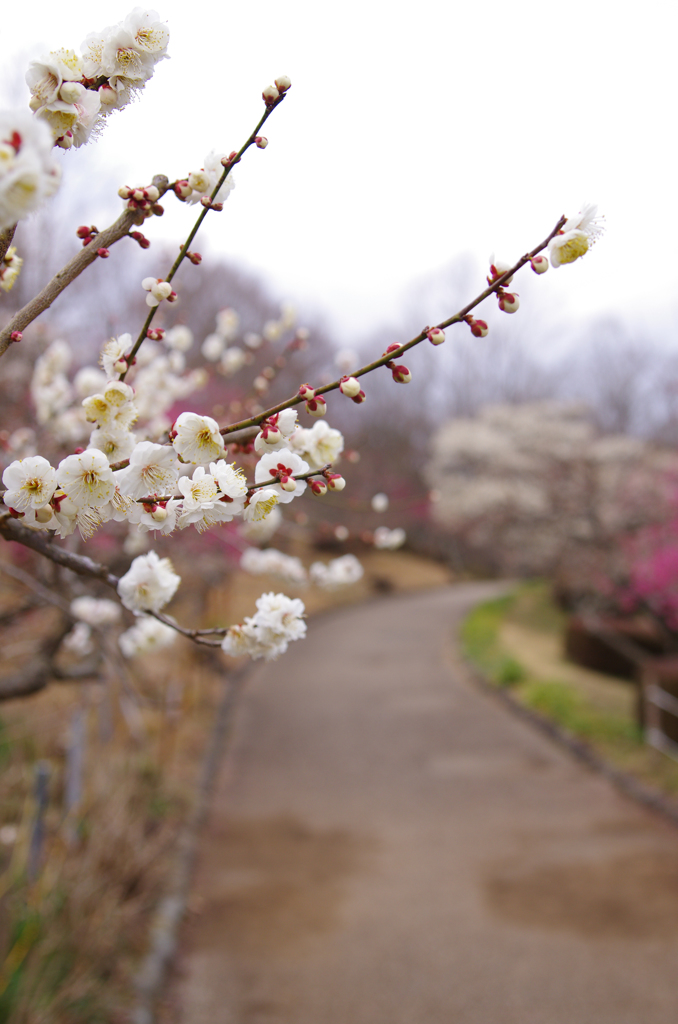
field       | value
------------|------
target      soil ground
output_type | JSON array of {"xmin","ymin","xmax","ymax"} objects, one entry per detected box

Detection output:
[{"xmin": 170, "ymin": 584, "xmax": 678, "ymax": 1024}]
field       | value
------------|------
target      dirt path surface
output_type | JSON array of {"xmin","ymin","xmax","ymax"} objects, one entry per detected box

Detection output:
[{"xmin": 174, "ymin": 584, "xmax": 678, "ymax": 1024}]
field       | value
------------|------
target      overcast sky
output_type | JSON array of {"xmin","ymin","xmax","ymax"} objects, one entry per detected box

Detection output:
[{"xmin": 4, "ymin": 0, "xmax": 678, "ymax": 345}]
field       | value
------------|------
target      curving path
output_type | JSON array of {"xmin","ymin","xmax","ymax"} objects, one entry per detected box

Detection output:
[{"xmin": 175, "ymin": 584, "xmax": 678, "ymax": 1024}]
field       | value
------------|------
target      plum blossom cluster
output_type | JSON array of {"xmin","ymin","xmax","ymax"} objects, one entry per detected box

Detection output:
[
  {"xmin": 240, "ymin": 547, "xmax": 308, "ymax": 586},
  {"xmin": 26, "ymin": 8, "xmax": 169, "ymax": 149},
  {"xmin": 221, "ymin": 592, "xmax": 306, "ymax": 661},
  {"xmin": 309, "ymin": 554, "xmax": 364, "ymax": 589},
  {"xmin": 0, "ymin": 111, "xmax": 61, "ymax": 231}
]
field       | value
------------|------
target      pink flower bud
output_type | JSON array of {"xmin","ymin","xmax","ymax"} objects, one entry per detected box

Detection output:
[
  {"xmin": 384, "ymin": 343, "xmax": 401, "ymax": 356},
  {"xmin": 280, "ymin": 475, "xmax": 297, "ymax": 492},
  {"xmin": 351, "ymin": 390, "xmax": 366, "ymax": 404},
  {"xmin": 77, "ymin": 224, "xmax": 92, "ymax": 238},
  {"xmin": 298, "ymin": 383, "xmax": 315, "ymax": 400},
  {"xmin": 275, "ymin": 75, "xmax": 292, "ymax": 92},
  {"xmin": 56, "ymin": 133, "xmax": 73, "ymax": 150},
  {"xmin": 530, "ymin": 255, "xmax": 549, "ymax": 274},
  {"xmin": 310, "ymin": 479, "xmax": 328, "ymax": 496},
  {"xmin": 262, "ymin": 84, "xmax": 280, "ymax": 104},
  {"xmin": 174, "ymin": 180, "xmax": 192, "ymax": 200},
  {"xmin": 187, "ymin": 251, "xmax": 202, "ymax": 265},
  {"xmin": 427, "ymin": 327, "xmax": 445, "ymax": 346},
  {"xmin": 255, "ymin": 136, "xmax": 269, "ymax": 149},
  {"xmin": 391, "ymin": 364, "xmax": 412, "ymax": 384},
  {"xmin": 468, "ymin": 318, "xmax": 489, "ymax": 338},
  {"xmin": 497, "ymin": 291, "xmax": 520, "ymax": 314},
  {"xmin": 151, "ymin": 203, "xmax": 164, "ymax": 216},
  {"xmin": 339, "ymin": 376, "xmax": 361, "ymax": 398},
  {"xmin": 200, "ymin": 196, "xmax": 212, "ymax": 208},
  {"xmin": 147, "ymin": 328, "xmax": 165, "ymax": 340},
  {"xmin": 221, "ymin": 152, "xmax": 239, "ymax": 167},
  {"xmin": 10, "ymin": 331, "xmax": 22, "ymax": 343},
  {"xmin": 97, "ymin": 248, "xmax": 110, "ymax": 258},
  {"xmin": 306, "ymin": 396, "xmax": 327, "ymax": 417}
]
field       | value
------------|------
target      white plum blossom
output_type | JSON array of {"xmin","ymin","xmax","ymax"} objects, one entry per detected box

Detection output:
[
  {"xmin": 254, "ymin": 409, "xmax": 299, "ymax": 454},
  {"xmin": 172, "ymin": 412, "xmax": 225, "ymax": 464},
  {"xmin": 254, "ymin": 448, "xmax": 309, "ymax": 503},
  {"xmin": 216, "ymin": 307, "xmax": 239, "ymax": 340},
  {"xmin": 549, "ymin": 204, "xmax": 605, "ymax": 268},
  {"xmin": 309, "ymin": 554, "xmax": 364, "ymax": 589},
  {"xmin": 2, "ymin": 456, "xmax": 57, "ymax": 512},
  {"xmin": 221, "ymin": 592, "xmax": 306, "ymax": 661},
  {"xmin": 89, "ymin": 425, "xmax": 137, "ymax": 463},
  {"xmin": 240, "ymin": 504, "xmax": 282, "ymax": 542},
  {"xmin": 218, "ymin": 347, "xmax": 246, "ymax": 377},
  {"xmin": 244, "ymin": 487, "xmax": 279, "ymax": 523},
  {"xmin": 115, "ymin": 441, "xmax": 179, "ymax": 499},
  {"xmin": 177, "ymin": 466, "xmax": 237, "ymax": 532},
  {"xmin": 117, "ymin": 550, "xmax": 180, "ymax": 613},
  {"xmin": 0, "ymin": 111, "xmax": 61, "ymax": 231},
  {"xmin": 57, "ymin": 449, "xmax": 116, "ymax": 508},
  {"xmin": 241, "ymin": 547, "xmax": 308, "ymax": 586},
  {"xmin": 290, "ymin": 420, "xmax": 344, "ymax": 469},
  {"xmin": 165, "ymin": 325, "xmax": 193, "ymax": 352},
  {"xmin": 373, "ymin": 526, "xmax": 406, "ymax": 550},
  {"xmin": 186, "ymin": 151, "xmax": 236, "ymax": 206},
  {"xmin": 101, "ymin": 335, "xmax": 131, "ymax": 377},
  {"xmin": 371, "ymin": 492, "xmax": 389, "ymax": 513},
  {"xmin": 201, "ymin": 333, "xmax": 224, "ymax": 361},
  {"xmin": 142, "ymin": 277, "xmax": 173, "ymax": 307},
  {"xmin": 210, "ymin": 460, "xmax": 248, "ymax": 512},
  {"xmin": 0, "ymin": 247, "xmax": 23, "ymax": 292},
  {"xmin": 70, "ymin": 596, "xmax": 121, "ymax": 625},
  {"xmin": 119, "ymin": 614, "xmax": 176, "ymax": 657}
]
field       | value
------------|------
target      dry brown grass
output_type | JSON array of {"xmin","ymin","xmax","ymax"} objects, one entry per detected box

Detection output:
[{"xmin": 0, "ymin": 541, "xmax": 450, "ymax": 1021}]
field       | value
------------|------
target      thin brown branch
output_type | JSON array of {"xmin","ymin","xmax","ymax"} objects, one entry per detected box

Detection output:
[
  {"xmin": 0, "ymin": 176, "xmax": 170, "ymax": 360},
  {"xmin": 220, "ymin": 216, "xmax": 568, "ymax": 436},
  {"xmin": 0, "ymin": 514, "xmax": 119, "ymax": 589}
]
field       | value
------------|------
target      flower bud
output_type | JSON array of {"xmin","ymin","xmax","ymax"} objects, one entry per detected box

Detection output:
[
  {"xmin": 174, "ymin": 180, "xmax": 192, "ymax": 200},
  {"xmin": 262, "ymin": 84, "xmax": 280, "ymax": 104},
  {"xmin": 306, "ymin": 396, "xmax": 327, "ymax": 417},
  {"xmin": 427, "ymin": 327, "xmax": 445, "ymax": 346},
  {"xmin": 9, "ymin": 331, "xmax": 22, "ymax": 343},
  {"xmin": 187, "ymin": 251, "xmax": 202, "ymax": 265},
  {"xmin": 391, "ymin": 364, "xmax": 412, "ymax": 384},
  {"xmin": 325, "ymin": 473, "xmax": 346, "ymax": 491},
  {"xmin": 255, "ymin": 137, "xmax": 269, "ymax": 151},
  {"xmin": 113, "ymin": 358, "xmax": 128, "ymax": 374},
  {"xmin": 384, "ymin": 343, "xmax": 401, "ymax": 356},
  {"xmin": 530, "ymin": 255, "xmax": 549, "ymax": 274},
  {"xmin": 77, "ymin": 225, "xmax": 93, "ymax": 238},
  {"xmin": 35, "ymin": 506, "xmax": 53, "ymax": 524},
  {"xmin": 97, "ymin": 248, "xmax": 110, "ymax": 258},
  {"xmin": 59, "ymin": 81, "xmax": 83, "ymax": 103},
  {"xmin": 310, "ymin": 478, "xmax": 328, "ymax": 496},
  {"xmin": 351, "ymin": 390, "xmax": 366, "ymax": 404},
  {"xmin": 298, "ymin": 383, "xmax": 315, "ymax": 400},
  {"xmin": 497, "ymin": 291, "xmax": 520, "ymax": 314},
  {"xmin": 104, "ymin": 380, "xmax": 134, "ymax": 406},
  {"xmin": 468, "ymin": 318, "xmax": 489, "ymax": 338},
  {"xmin": 275, "ymin": 75, "xmax": 292, "ymax": 93},
  {"xmin": 487, "ymin": 259, "xmax": 514, "ymax": 285},
  {"xmin": 339, "ymin": 376, "xmax": 361, "ymax": 398},
  {"xmin": 146, "ymin": 185, "xmax": 160, "ymax": 203},
  {"xmin": 150, "ymin": 505, "xmax": 168, "ymax": 522},
  {"xmin": 56, "ymin": 132, "xmax": 73, "ymax": 150},
  {"xmin": 99, "ymin": 84, "xmax": 118, "ymax": 106},
  {"xmin": 147, "ymin": 328, "xmax": 165, "ymax": 341},
  {"xmin": 280, "ymin": 475, "xmax": 297, "ymax": 492}
]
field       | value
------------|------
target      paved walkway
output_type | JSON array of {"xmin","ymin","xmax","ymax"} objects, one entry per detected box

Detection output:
[{"xmin": 175, "ymin": 584, "xmax": 678, "ymax": 1024}]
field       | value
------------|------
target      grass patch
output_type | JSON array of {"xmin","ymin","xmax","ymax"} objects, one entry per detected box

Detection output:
[
  {"xmin": 462, "ymin": 583, "xmax": 678, "ymax": 798},
  {"xmin": 460, "ymin": 595, "xmax": 524, "ymax": 687}
]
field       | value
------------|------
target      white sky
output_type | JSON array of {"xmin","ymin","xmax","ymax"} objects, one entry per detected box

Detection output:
[{"xmin": 4, "ymin": 0, "xmax": 678, "ymax": 344}]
